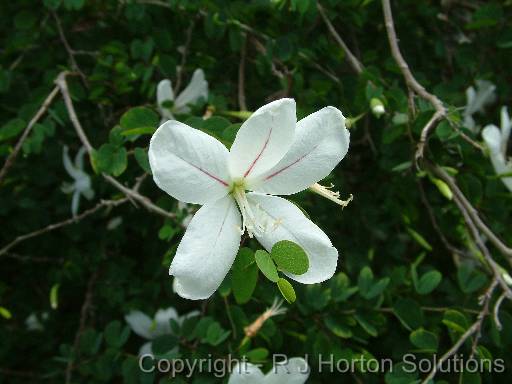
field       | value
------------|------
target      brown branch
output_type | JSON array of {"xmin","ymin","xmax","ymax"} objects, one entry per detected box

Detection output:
[
  {"xmin": 381, "ymin": 0, "xmax": 446, "ymax": 161},
  {"xmin": 420, "ymin": 279, "xmax": 498, "ymax": 384},
  {"xmin": 65, "ymin": 270, "xmax": 99, "ymax": 384},
  {"xmin": 174, "ymin": 18, "xmax": 196, "ymax": 95},
  {"xmin": 0, "ymin": 86, "xmax": 60, "ymax": 184},
  {"xmin": 0, "ymin": 198, "xmax": 128, "ymax": 257},
  {"xmin": 238, "ymin": 34, "xmax": 248, "ymax": 111},
  {"xmin": 317, "ymin": 2, "xmax": 364, "ymax": 74},
  {"xmin": 55, "ymin": 72, "xmax": 176, "ymax": 220},
  {"xmin": 430, "ymin": 165, "xmax": 512, "ymax": 264},
  {"xmin": 493, "ymin": 291, "xmax": 508, "ymax": 330}
]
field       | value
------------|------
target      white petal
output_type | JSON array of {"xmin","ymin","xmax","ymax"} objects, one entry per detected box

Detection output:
[
  {"xmin": 125, "ymin": 311, "xmax": 153, "ymax": 340},
  {"xmin": 153, "ymin": 307, "xmax": 178, "ymax": 336},
  {"xmin": 264, "ymin": 358, "xmax": 310, "ymax": 384},
  {"xmin": 170, "ymin": 196, "xmax": 241, "ymax": 300},
  {"xmin": 71, "ymin": 190, "xmax": 80, "ymax": 216},
  {"xmin": 251, "ymin": 106, "xmax": 349, "ymax": 195},
  {"xmin": 138, "ymin": 341, "xmax": 153, "ymax": 357},
  {"xmin": 174, "ymin": 69, "xmax": 208, "ymax": 113},
  {"xmin": 228, "ymin": 362, "xmax": 265, "ymax": 384},
  {"xmin": 500, "ymin": 106, "xmax": 510, "ymax": 156},
  {"xmin": 149, "ymin": 120, "xmax": 231, "ymax": 204},
  {"xmin": 74, "ymin": 146, "xmax": 87, "ymax": 170},
  {"xmin": 157, "ymin": 79, "xmax": 175, "ymax": 122},
  {"xmin": 482, "ymin": 125, "xmax": 501, "ymax": 154},
  {"xmin": 248, "ymin": 193, "xmax": 338, "ymax": 284},
  {"xmin": 229, "ymin": 99, "xmax": 296, "ymax": 181},
  {"xmin": 63, "ymin": 146, "xmax": 82, "ymax": 180}
]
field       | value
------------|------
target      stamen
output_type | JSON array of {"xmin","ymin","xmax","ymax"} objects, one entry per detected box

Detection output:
[
  {"xmin": 232, "ymin": 182, "xmax": 267, "ymax": 237},
  {"xmin": 309, "ymin": 182, "xmax": 353, "ymax": 208}
]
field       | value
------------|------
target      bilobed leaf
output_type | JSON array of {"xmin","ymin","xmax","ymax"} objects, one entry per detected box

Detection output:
[
  {"xmin": 271, "ymin": 240, "xmax": 309, "ymax": 275},
  {"xmin": 415, "ymin": 270, "xmax": 442, "ymax": 295},
  {"xmin": 92, "ymin": 143, "xmax": 127, "ymax": 176},
  {"xmin": 457, "ymin": 263, "xmax": 487, "ymax": 293},
  {"xmin": 105, "ymin": 320, "xmax": 130, "ymax": 348},
  {"xmin": 120, "ymin": 106, "xmax": 159, "ymax": 131},
  {"xmin": 393, "ymin": 298, "xmax": 424, "ymax": 331},
  {"xmin": 324, "ymin": 316, "xmax": 352, "ymax": 338},
  {"xmin": 277, "ymin": 278, "xmax": 296, "ymax": 303},
  {"xmin": 0, "ymin": 118, "xmax": 25, "ymax": 142},
  {"xmin": 134, "ymin": 147, "xmax": 151, "ymax": 173},
  {"xmin": 255, "ymin": 250, "xmax": 279, "ymax": 282},
  {"xmin": 410, "ymin": 328, "xmax": 438, "ymax": 351},
  {"xmin": 231, "ymin": 248, "xmax": 258, "ymax": 304},
  {"xmin": 442, "ymin": 310, "xmax": 468, "ymax": 333}
]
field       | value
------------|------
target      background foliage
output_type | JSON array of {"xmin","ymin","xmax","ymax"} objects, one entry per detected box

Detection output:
[{"xmin": 1, "ymin": 0, "xmax": 511, "ymax": 383}]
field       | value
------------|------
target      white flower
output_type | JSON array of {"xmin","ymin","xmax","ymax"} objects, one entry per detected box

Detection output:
[
  {"xmin": 157, "ymin": 69, "xmax": 208, "ymax": 124},
  {"xmin": 25, "ymin": 311, "xmax": 49, "ymax": 331},
  {"xmin": 482, "ymin": 106, "xmax": 512, "ymax": 192},
  {"xmin": 463, "ymin": 80, "xmax": 496, "ymax": 132},
  {"xmin": 125, "ymin": 307, "xmax": 199, "ymax": 356},
  {"xmin": 148, "ymin": 98, "xmax": 350, "ymax": 300},
  {"xmin": 62, "ymin": 145, "xmax": 94, "ymax": 216},
  {"xmin": 228, "ymin": 357, "xmax": 309, "ymax": 384}
]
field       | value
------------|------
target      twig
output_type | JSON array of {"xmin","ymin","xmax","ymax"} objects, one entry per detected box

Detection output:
[
  {"xmin": 238, "ymin": 34, "xmax": 248, "ymax": 111},
  {"xmin": 0, "ymin": 199, "xmax": 128, "ymax": 257},
  {"xmin": 381, "ymin": 0, "xmax": 446, "ymax": 161},
  {"xmin": 0, "ymin": 86, "xmax": 60, "ymax": 184},
  {"xmin": 317, "ymin": 2, "xmax": 364, "ymax": 74},
  {"xmin": 493, "ymin": 291, "xmax": 508, "ymax": 330},
  {"xmin": 51, "ymin": 11, "xmax": 87, "ymax": 83},
  {"xmin": 174, "ymin": 18, "xmax": 196, "ymax": 95},
  {"xmin": 65, "ymin": 270, "xmax": 99, "ymax": 384},
  {"xmin": 420, "ymin": 279, "xmax": 498, "ymax": 384},
  {"xmin": 55, "ymin": 72, "xmax": 176, "ymax": 220},
  {"xmin": 430, "ymin": 165, "xmax": 512, "ymax": 263}
]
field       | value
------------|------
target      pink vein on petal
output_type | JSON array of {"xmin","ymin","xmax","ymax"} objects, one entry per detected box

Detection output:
[
  {"xmin": 243, "ymin": 126, "xmax": 273, "ymax": 178},
  {"xmin": 174, "ymin": 153, "xmax": 229, "ymax": 186},
  {"xmin": 264, "ymin": 144, "xmax": 320, "ymax": 181}
]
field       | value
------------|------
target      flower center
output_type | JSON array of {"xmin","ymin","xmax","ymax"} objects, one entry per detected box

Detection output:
[{"xmin": 230, "ymin": 179, "xmax": 266, "ymax": 238}]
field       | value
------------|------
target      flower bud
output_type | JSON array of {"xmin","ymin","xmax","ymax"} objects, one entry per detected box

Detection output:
[{"xmin": 370, "ymin": 98, "xmax": 385, "ymax": 117}]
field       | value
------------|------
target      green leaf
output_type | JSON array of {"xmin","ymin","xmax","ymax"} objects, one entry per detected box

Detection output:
[
  {"xmin": 105, "ymin": 321, "xmax": 130, "ymax": 348},
  {"xmin": 358, "ymin": 266, "xmax": 388, "ymax": 299},
  {"xmin": 0, "ymin": 306, "xmax": 12, "ymax": 319},
  {"xmin": 354, "ymin": 312, "xmax": 378, "ymax": 337},
  {"xmin": 415, "ymin": 270, "xmax": 442, "ymax": 295},
  {"xmin": 277, "ymin": 278, "xmax": 296, "ymax": 303},
  {"xmin": 430, "ymin": 177, "xmax": 453, "ymax": 200},
  {"xmin": 245, "ymin": 348, "xmax": 269, "ymax": 362},
  {"xmin": 92, "ymin": 144, "xmax": 127, "ymax": 176},
  {"xmin": 324, "ymin": 316, "xmax": 352, "ymax": 338},
  {"xmin": 120, "ymin": 127, "xmax": 156, "ymax": 136},
  {"xmin": 0, "ymin": 118, "xmax": 25, "ymax": 142},
  {"xmin": 330, "ymin": 272, "xmax": 358, "ymax": 302},
  {"xmin": 393, "ymin": 298, "xmax": 424, "ymax": 331},
  {"xmin": 406, "ymin": 227, "xmax": 432, "ymax": 251},
  {"xmin": 134, "ymin": 147, "xmax": 151, "ymax": 173},
  {"xmin": 50, "ymin": 283, "xmax": 60, "ymax": 309},
  {"xmin": 120, "ymin": 106, "xmax": 159, "ymax": 131},
  {"xmin": 231, "ymin": 248, "xmax": 258, "ymax": 304},
  {"xmin": 457, "ymin": 263, "xmax": 487, "ymax": 293},
  {"xmin": 442, "ymin": 310, "xmax": 468, "ymax": 333},
  {"xmin": 152, "ymin": 334, "xmax": 178, "ymax": 355},
  {"xmin": 205, "ymin": 322, "xmax": 230, "ymax": 346},
  {"xmin": 271, "ymin": 240, "xmax": 309, "ymax": 275},
  {"xmin": 410, "ymin": 328, "xmax": 438, "ymax": 351},
  {"xmin": 255, "ymin": 250, "xmax": 279, "ymax": 282}
]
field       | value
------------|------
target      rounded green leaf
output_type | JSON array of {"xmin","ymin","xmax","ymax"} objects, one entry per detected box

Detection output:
[
  {"xmin": 409, "ymin": 328, "xmax": 438, "ymax": 351},
  {"xmin": 416, "ymin": 270, "xmax": 442, "ymax": 295},
  {"xmin": 271, "ymin": 240, "xmax": 309, "ymax": 275},
  {"xmin": 120, "ymin": 106, "xmax": 159, "ymax": 131},
  {"xmin": 277, "ymin": 278, "xmax": 296, "ymax": 303},
  {"xmin": 255, "ymin": 250, "xmax": 279, "ymax": 282}
]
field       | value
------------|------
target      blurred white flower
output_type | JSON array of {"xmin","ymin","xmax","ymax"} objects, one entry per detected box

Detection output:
[
  {"xmin": 25, "ymin": 312, "xmax": 49, "ymax": 331},
  {"xmin": 228, "ymin": 357, "xmax": 309, "ymax": 384},
  {"xmin": 149, "ymin": 99, "xmax": 350, "ymax": 300},
  {"xmin": 157, "ymin": 69, "xmax": 208, "ymax": 124},
  {"xmin": 61, "ymin": 145, "xmax": 94, "ymax": 216},
  {"xmin": 482, "ymin": 106, "xmax": 512, "ymax": 192},
  {"xmin": 125, "ymin": 307, "xmax": 199, "ymax": 356},
  {"xmin": 463, "ymin": 80, "xmax": 496, "ymax": 132}
]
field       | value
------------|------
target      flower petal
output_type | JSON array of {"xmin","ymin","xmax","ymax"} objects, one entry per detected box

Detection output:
[
  {"xmin": 264, "ymin": 358, "xmax": 310, "ymax": 384},
  {"xmin": 170, "ymin": 196, "xmax": 241, "ymax": 300},
  {"xmin": 228, "ymin": 362, "xmax": 265, "ymax": 384},
  {"xmin": 125, "ymin": 310, "xmax": 153, "ymax": 340},
  {"xmin": 229, "ymin": 99, "xmax": 296, "ymax": 181},
  {"xmin": 482, "ymin": 124, "xmax": 501, "ymax": 154},
  {"xmin": 248, "ymin": 193, "xmax": 338, "ymax": 284},
  {"xmin": 153, "ymin": 307, "xmax": 178, "ymax": 336},
  {"xmin": 250, "ymin": 107, "xmax": 349, "ymax": 195},
  {"xmin": 500, "ymin": 106, "xmax": 510, "ymax": 156},
  {"xmin": 149, "ymin": 120, "xmax": 231, "ymax": 204},
  {"xmin": 174, "ymin": 69, "xmax": 208, "ymax": 113},
  {"xmin": 157, "ymin": 79, "xmax": 175, "ymax": 121}
]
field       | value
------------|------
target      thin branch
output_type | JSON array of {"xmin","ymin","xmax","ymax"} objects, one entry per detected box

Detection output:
[
  {"xmin": 174, "ymin": 18, "xmax": 196, "ymax": 95},
  {"xmin": 0, "ymin": 199, "xmax": 127, "ymax": 257},
  {"xmin": 381, "ymin": 0, "xmax": 446, "ymax": 161},
  {"xmin": 0, "ymin": 86, "xmax": 60, "ymax": 184},
  {"xmin": 420, "ymin": 279, "xmax": 498, "ymax": 384},
  {"xmin": 238, "ymin": 34, "xmax": 248, "ymax": 111},
  {"xmin": 317, "ymin": 2, "xmax": 364, "ymax": 74},
  {"xmin": 493, "ymin": 291, "xmax": 508, "ymax": 330},
  {"xmin": 55, "ymin": 72, "xmax": 176, "ymax": 220},
  {"xmin": 65, "ymin": 271, "xmax": 99, "ymax": 384},
  {"xmin": 430, "ymin": 165, "xmax": 512, "ymax": 263}
]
